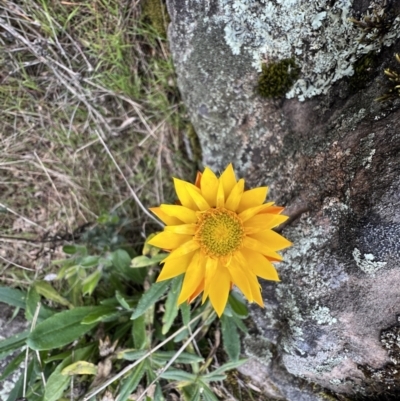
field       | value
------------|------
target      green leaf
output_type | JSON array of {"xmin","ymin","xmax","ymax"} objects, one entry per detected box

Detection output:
[
  {"xmin": 115, "ymin": 291, "xmax": 132, "ymax": 310},
  {"xmin": 116, "ymin": 360, "xmax": 146, "ymax": 401},
  {"xmin": 200, "ymin": 383, "xmax": 220, "ymax": 401},
  {"xmin": 25, "ymin": 285, "xmax": 40, "ymax": 321},
  {"xmin": 62, "ymin": 245, "xmax": 78, "ymax": 254},
  {"xmin": 203, "ymin": 359, "xmax": 247, "ymax": 379},
  {"xmin": 228, "ymin": 292, "xmax": 248, "ymax": 318},
  {"xmin": 34, "ymin": 281, "xmax": 73, "ymax": 308},
  {"xmin": 131, "ymin": 280, "xmax": 170, "ymax": 320},
  {"xmin": 0, "ymin": 286, "xmax": 26, "ymax": 308},
  {"xmin": 180, "ymin": 302, "xmax": 191, "ymax": 326},
  {"xmin": 111, "ymin": 249, "xmax": 131, "ymax": 271},
  {"xmin": 162, "ymin": 276, "xmax": 182, "ymax": 334},
  {"xmin": 27, "ymin": 306, "xmax": 98, "ymax": 350},
  {"xmin": 79, "ymin": 255, "xmax": 100, "ymax": 267},
  {"xmin": 159, "ymin": 368, "xmax": 197, "ymax": 382},
  {"xmin": 61, "ymin": 360, "xmax": 97, "ymax": 375},
  {"xmin": 0, "ymin": 351, "xmax": 25, "ymax": 381},
  {"xmin": 221, "ymin": 315, "xmax": 240, "ymax": 361},
  {"xmin": 152, "ymin": 351, "xmax": 203, "ymax": 365},
  {"xmin": 44, "ymin": 344, "xmax": 93, "ymax": 401},
  {"xmin": 132, "ymin": 314, "xmax": 147, "ymax": 349},
  {"xmin": 130, "ymin": 253, "xmax": 166, "ymax": 268},
  {"xmin": 0, "ymin": 330, "xmax": 29, "ymax": 356},
  {"xmin": 81, "ymin": 305, "xmax": 121, "ymax": 324},
  {"xmin": 116, "ymin": 349, "xmax": 147, "ymax": 361},
  {"xmin": 81, "ymin": 269, "xmax": 102, "ymax": 296}
]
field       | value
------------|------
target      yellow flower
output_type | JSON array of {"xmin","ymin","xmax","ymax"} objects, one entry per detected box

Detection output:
[{"xmin": 148, "ymin": 164, "xmax": 292, "ymax": 317}]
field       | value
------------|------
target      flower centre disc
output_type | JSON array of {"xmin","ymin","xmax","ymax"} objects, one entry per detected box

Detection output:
[{"xmin": 195, "ymin": 208, "xmax": 245, "ymax": 258}]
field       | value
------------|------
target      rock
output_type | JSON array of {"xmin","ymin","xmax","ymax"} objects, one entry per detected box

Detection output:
[
  {"xmin": 167, "ymin": 0, "xmax": 400, "ymax": 399},
  {"xmin": 0, "ymin": 304, "xmax": 28, "ymax": 401}
]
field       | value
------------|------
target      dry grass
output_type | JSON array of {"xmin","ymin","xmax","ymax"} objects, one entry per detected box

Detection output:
[{"xmin": 0, "ymin": 0, "xmax": 196, "ymax": 280}]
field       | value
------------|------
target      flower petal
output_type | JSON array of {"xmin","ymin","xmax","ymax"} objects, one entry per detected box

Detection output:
[
  {"xmin": 163, "ymin": 240, "xmax": 200, "ymax": 261},
  {"xmin": 238, "ymin": 202, "xmax": 274, "ymax": 222},
  {"xmin": 160, "ymin": 204, "xmax": 197, "ymax": 223},
  {"xmin": 188, "ymin": 278, "xmax": 205, "ymax": 303},
  {"xmin": 164, "ymin": 224, "xmax": 197, "ymax": 235},
  {"xmin": 244, "ymin": 214, "xmax": 289, "ymax": 234},
  {"xmin": 249, "ymin": 230, "xmax": 292, "ymax": 251},
  {"xmin": 173, "ymin": 178, "xmax": 198, "ymax": 210},
  {"xmin": 157, "ymin": 251, "xmax": 196, "ymax": 281},
  {"xmin": 260, "ymin": 206, "xmax": 285, "ymax": 215},
  {"xmin": 208, "ymin": 266, "xmax": 231, "ymax": 317},
  {"xmin": 200, "ymin": 167, "xmax": 219, "ymax": 207},
  {"xmin": 185, "ymin": 183, "xmax": 210, "ymax": 211},
  {"xmin": 225, "ymin": 179, "xmax": 245, "ymax": 212},
  {"xmin": 242, "ymin": 236, "xmax": 283, "ymax": 261},
  {"xmin": 202, "ymin": 257, "xmax": 219, "ymax": 303},
  {"xmin": 216, "ymin": 179, "xmax": 225, "ymax": 208},
  {"xmin": 234, "ymin": 251, "xmax": 264, "ymax": 306},
  {"xmin": 237, "ymin": 187, "xmax": 268, "ymax": 213},
  {"xmin": 220, "ymin": 163, "xmax": 237, "ymax": 199},
  {"xmin": 240, "ymin": 248, "xmax": 280, "ymax": 281},
  {"xmin": 178, "ymin": 252, "xmax": 205, "ymax": 304},
  {"xmin": 148, "ymin": 232, "xmax": 192, "ymax": 250},
  {"xmin": 150, "ymin": 207, "xmax": 182, "ymax": 225},
  {"xmin": 226, "ymin": 259, "xmax": 253, "ymax": 302}
]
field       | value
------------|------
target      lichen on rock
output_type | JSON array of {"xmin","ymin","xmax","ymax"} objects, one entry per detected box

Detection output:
[{"xmin": 216, "ymin": 0, "xmax": 400, "ymax": 100}]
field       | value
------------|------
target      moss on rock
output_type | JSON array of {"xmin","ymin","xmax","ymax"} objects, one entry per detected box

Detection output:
[{"xmin": 257, "ymin": 59, "xmax": 300, "ymax": 98}]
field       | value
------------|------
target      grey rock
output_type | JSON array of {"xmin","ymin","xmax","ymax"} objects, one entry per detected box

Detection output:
[
  {"xmin": 167, "ymin": 0, "xmax": 400, "ymax": 399},
  {"xmin": 0, "ymin": 304, "xmax": 28, "ymax": 401}
]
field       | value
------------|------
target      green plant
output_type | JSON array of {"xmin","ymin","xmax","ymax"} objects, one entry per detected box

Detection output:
[
  {"xmin": 0, "ymin": 220, "xmax": 250, "ymax": 400},
  {"xmin": 257, "ymin": 59, "xmax": 300, "ymax": 98},
  {"xmin": 376, "ymin": 53, "xmax": 400, "ymax": 102}
]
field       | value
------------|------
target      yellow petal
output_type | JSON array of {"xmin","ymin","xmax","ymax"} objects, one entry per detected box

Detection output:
[
  {"xmin": 188, "ymin": 279, "xmax": 205, "ymax": 303},
  {"xmin": 238, "ymin": 202, "xmax": 274, "ymax": 222},
  {"xmin": 244, "ymin": 214, "xmax": 289, "ymax": 234},
  {"xmin": 163, "ymin": 240, "xmax": 200, "ymax": 262},
  {"xmin": 242, "ymin": 236, "xmax": 283, "ymax": 261},
  {"xmin": 225, "ymin": 179, "xmax": 245, "ymax": 212},
  {"xmin": 234, "ymin": 251, "xmax": 265, "ymax": 306},
  {"xmin": 165, "ymin": 224, "xmax": 197, "ymax": 235},
  {"xmin": 173, "ymin": 178, "xmax": 198, "ymax": 210},
  {"xmin": 185, "ymin": 183, "xmax": 210, "ymax": 211},
  {"xmin": 216, "ymin": 179, "xmax": 225, "ymax": 208},
  {"xmin": 249, "ymin": 230, "xmax": 292, "ymax": 251},
  {"xmin": 148, "ymin": 231, "xmax": 192, "ymax": 250},
  {"xmin": 157, "ymin": 251, "xmax": 196, "ymax": 281},
  {"xmin": 160, "ymin": 204, "xmax": 197, "ymax": 223},
  {"xmin": 202, "ymin": 257, "xmax": 219, "ymax": 303},
  {"xmin": 208, "ymin": 266, "xmax": 231, "ymax": 317},
  {"xmin": 260, "ymin": 206, "xmax": 285, "ymax": 215},
  {"xmin": 200, "ymin": 167, "xmax": 219, "ymax": 207},
  {"xmin": 178, "ymin": 252, "xmax": 205, "ymax": 304},
  {"xmin": 150, "ymin": 207, "xmax": 182, "ymax": 225},
  {"xmin": 226, "ymin": 259, "xmax": 253, "ymax": 302},
  {"xmin": 240, "ymin": 248, "xmax": 280, "ymax": 281},
  {"xmin": 237, "ymin": 187, "xmax": 268, "ymax": 213},
  {"xmin": 220, "ymin": 164, "xmax": 237, "ymax": 199}
]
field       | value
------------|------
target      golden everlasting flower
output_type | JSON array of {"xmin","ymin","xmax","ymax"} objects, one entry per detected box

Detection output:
[{"xmin": 148, "ymin": 164, "xmax": 292, "ymax": 317}]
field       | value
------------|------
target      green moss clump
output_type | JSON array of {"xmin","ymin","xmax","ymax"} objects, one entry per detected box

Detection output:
[
  {"xmin": 257, "ymin": 58, "xmax": 300, "ymax": 98},
  {"xmin": 141, "ymin": 0, "xmax": 170, "ymax": 38},
  {"xmin": 349, "ymin": 51, "xmax": 378, "ymax": 93}
]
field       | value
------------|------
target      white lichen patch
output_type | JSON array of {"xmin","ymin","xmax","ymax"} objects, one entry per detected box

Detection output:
[
  {"xmin": 311, "ymin": 306, "xmax": 337, "ymax": 325},
  {"xmin": 216, "ymin": 0, "xmax": 400, "ymax": 100},
  {"xmin": 352, "ymin": 247, "xmax": 387, "ymax": 274}
]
